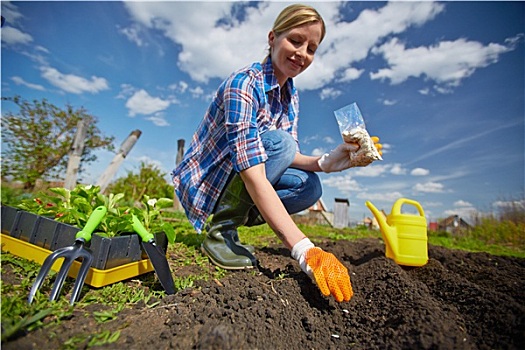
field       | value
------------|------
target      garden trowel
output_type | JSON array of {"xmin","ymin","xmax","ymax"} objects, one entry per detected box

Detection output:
[{"xmin": 131, "ymin": 215, "xmax": 175, "ymax": 294}]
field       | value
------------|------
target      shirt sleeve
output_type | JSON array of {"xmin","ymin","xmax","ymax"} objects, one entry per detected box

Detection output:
[{"xmin": 223, "ymin": 71, "xmax": 268, "ymax": 172}]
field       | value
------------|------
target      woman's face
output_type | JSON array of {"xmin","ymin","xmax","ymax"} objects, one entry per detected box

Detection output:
[{"xmin": 268, "ymin": 21, "xmax": 323, "ymax": 87}]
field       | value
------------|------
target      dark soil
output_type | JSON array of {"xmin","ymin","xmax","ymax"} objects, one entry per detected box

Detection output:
[{"xmin": 3, "ymin": 238, "xmax": 525, "ymax": 349}]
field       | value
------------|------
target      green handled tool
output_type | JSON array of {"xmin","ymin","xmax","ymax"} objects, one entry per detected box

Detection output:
[
  {"xmin": 131, "ymin": 215, "xmax": 175, "ymax": 294},
  {"xmin": 28, "ymin": 206, "xmax": 107, "ymax": 305}
]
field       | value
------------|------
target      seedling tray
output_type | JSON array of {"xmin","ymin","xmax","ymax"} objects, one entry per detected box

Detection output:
[
  {"xmin": 1, "ymin": 234, "xmax": 155, "ymax": 287},
  {"xmin": 1, "ymin": 205, "xmax": 168, "ymax": 270}
]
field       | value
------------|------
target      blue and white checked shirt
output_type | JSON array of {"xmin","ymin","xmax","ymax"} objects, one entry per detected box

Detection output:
[{"xmin": 172, "ymin": 57, "xmax": 300, "ymax": 233}]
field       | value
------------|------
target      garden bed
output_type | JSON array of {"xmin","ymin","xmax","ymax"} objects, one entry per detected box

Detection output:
[{"xmin": 2, "ymin": 237, "xmax": 524, "ymax": 349}]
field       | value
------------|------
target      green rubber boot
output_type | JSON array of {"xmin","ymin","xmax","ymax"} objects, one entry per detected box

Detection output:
[
  {"xmin": 201, "ymin": 174, "xmax": 258, "ymax": 269},
  {"xmin": 245, "ymin": 207, "xmax": 266, "ymax": 227}
]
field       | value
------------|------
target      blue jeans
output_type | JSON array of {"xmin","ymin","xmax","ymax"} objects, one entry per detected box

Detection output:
[{"xmin": 258, "ymin": 130, "xmax": 322, "ymax": 215}]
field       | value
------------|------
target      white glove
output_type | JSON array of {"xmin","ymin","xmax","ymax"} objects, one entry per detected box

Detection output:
[{"xmin": 317, "ymin": 143, "xmax": 359, "ymax": 173}]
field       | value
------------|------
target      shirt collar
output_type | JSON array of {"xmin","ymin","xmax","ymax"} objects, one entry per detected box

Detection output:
[{"xmin": 262, "ymin": 56, "xmax": 296, "ymax": 96}]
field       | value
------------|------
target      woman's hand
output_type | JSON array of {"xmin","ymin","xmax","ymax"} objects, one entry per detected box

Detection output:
[
  {"xmin": 291, "ymin": 238, "xmax": 353, "ymax": 302},
  {"xmin": 317, "ymin": 142, "xmax": 359, "ymax": 173}
]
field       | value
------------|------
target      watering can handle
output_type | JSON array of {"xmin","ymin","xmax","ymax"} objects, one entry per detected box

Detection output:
[{"xmin": 391, "ymin": 198, "xmax": 425, "ymax": 217}]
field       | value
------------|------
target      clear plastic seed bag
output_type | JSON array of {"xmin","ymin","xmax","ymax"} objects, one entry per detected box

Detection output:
[{"xmin": 334, "ymin": 103, "xmax": 382, "ymax": 166}]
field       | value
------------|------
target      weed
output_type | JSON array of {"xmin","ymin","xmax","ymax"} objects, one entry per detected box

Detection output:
[
  {"xmin": 87, "ymin": 330, "xmax": 121, "ymax": 347},
  {"xmin": 275, "ymin": 272, "xmax": 287, "ymax": 280},
  {"xmin": 92, "ymin": 306, "xmax": 123, "ymax": 323},
  {"xmin": 173, "ymin": 276, "xmax": 194, "ymax": 291}
]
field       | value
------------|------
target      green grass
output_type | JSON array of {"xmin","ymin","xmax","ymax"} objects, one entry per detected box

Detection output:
[
  {"xmin": 240, "ymin": 221, "xmax": 525, "ymax": 258},
  {"xmin": 238, "ymin": 223, "xmax": 382, "ymax": 247},
  {"xmin": 427, "ymin": 230, "xmax": 525, "ymax": 258}
]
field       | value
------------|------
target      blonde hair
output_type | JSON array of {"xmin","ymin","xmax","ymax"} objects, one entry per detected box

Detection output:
[{"xmin": 272, "ymin": 4, "xmax": 326, "ymax": 43}]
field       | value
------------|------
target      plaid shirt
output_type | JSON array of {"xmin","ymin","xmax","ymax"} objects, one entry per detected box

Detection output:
[{"xmin": 172, "ymin": 57, "xmax": 300, "ymax": 233}]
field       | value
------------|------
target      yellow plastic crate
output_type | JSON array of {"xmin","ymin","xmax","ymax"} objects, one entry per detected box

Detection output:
[{"xmin": 1, "ymin": 234, "xmax": 155, "ymax": 287}]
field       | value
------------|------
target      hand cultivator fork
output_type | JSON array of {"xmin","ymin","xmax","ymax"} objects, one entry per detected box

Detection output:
[{"xmin": 28, "ymin": 206, "xmax": 107, "ymax": 305}]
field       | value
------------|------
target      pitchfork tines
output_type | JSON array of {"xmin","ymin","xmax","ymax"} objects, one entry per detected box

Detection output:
[{"xmin": 27, "ymin": 206, "xmax": 107, "ymax": 305}]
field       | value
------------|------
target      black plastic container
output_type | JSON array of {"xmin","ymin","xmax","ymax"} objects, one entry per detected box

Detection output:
[
  {"xmin": 9, "ymin": 210, "xmax": 40, "ymax": 242},
  {"xmin": 1, "ymin": 205, "xmax": 20, "ymax": 235},
  {"xmin": 3, "ymin": 207, "xmax": 168, "ymax": 270}
]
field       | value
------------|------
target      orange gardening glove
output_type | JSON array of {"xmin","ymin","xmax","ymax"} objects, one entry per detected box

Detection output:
[
  {"xmin": 305, "ymin": 247, "xmax": 353, "ymax": 302},
  {"xmin": 291, "ymin": 238, "xmax": 353, "ymax": 302},
  {"xmin": 371, "ymin": 136, "xmax": 383, "ymax": 156}
]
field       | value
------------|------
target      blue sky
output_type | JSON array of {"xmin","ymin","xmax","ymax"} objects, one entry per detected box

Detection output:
[{"xmin": 2, "ymin": 1, "xmax": 524, "ymax": 224}]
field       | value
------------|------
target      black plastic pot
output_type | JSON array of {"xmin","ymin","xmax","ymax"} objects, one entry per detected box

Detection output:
[
  {"xmin": 9, "ymin": 210, "xmax": 40, "ymax": 242},
  {"xmin": 30, "ymin": 216, "xmax": 61, "ymax": 250},
  {"xmin": 89, "ymin": 233, "xmax": 142, "ymax": 269},
  {"xmin": 50, "ymin": 222, "xmax": 80, "ymax": 250},
  {"xmin": 89, "ymin": 231, "xmax": 168, "ymax": 270},
  {"xmin": 2, "ymin": 207, "xmax": 168, "ymax": 271},
  {"xmin": 1, "ymin": 205, "xmax": 20, "ymax": 235}
]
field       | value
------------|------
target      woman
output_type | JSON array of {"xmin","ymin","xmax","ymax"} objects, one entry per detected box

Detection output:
[{"xmin": 173, "ymin": 4, "xmax": 381, "ymax": 303}]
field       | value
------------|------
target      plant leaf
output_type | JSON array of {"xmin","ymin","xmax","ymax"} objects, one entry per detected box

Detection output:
[{"xmin": 156, "ymin": 198, "xmax": 174, "ymax": 209}]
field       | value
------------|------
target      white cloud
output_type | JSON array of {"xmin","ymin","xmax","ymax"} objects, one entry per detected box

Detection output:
[
  {"xmin": 390, "ymin": 164, "xmax": 407, "ymax": 175},
  {"xmin": 492, "ymin": 199, "xmax": 525, "ymax": 210},
  {"xmin": 117, "ymin": 83, "xmax": 136, "ymax": 99},
  {"xmin": 146, "ymin": 114, "xmax": 170, "ymax": 127},
  {"xmin": 358, "ymin": 191, "xmax": 405, "ymax": 203},
  {"xmin": 311, "ymin": 147, "xmax": 325, "ymax": 157},
  {"xmin": 1, "ymin": 26, "xmax": 32, "ymax": 45},
  {"xmin": 297, "ymin": 1, "xmax": 444, "ymax": 90},
  {"xmin": 189, "ymin": 86, "xmax": 204, "ymax": 98},
  {"xmin": 382, "ymin": 99, "xmax": 397, "ymax": 106},
  {"xmin": 370, "ymin": 37, "xmax": 515, "ymax": 91},
  {"xmin": 1, "ymin": 2, "xmax": 32, "ymax": 46},
  {"xmin": 169, "ymin": 81, "xmax": 189, "ymax": 94},
  {"xmin": 454, "ymin": 200, "xmax": 473, "ymax": 207},
  {"xmin": 413, "ymin": 181, "xmax": 445, "ymax": 193},
  {"xmin": 11, "ymin": 76, "xmax": 45, "ymax": 91},
  {"xmin": 118, "ymin": 24, "xmax": 144, "ymax": 47},
  {"xmin": 322, "ymin": 174, "xmax": 363, "ymax": 194},
  {"xmin": 1, "ymin": 1, "xmax": 23, "ymax": 22},
  {"xmin": 323, "ymin": 136, "xmax": 336, "ymax": 144},
  {"xmin": 338, "ymin": 67, "xmax": 364, "ymax": 83},
  {"xmin": 40, "ymin": 66, "xmax": 109, "ymax": 94},
  {"xmin": 411, "ymin": 168, "xmax": 430, "ymax": 176},
  {"xmin": 319, "ymin": 87, "xmax": 342, "ymax": 100},
  {"xmin": 126, "ymin": 89, "xmax": 171, "ymax": 116},
  {"xmin": 349, "ymin": 163, "xmax": 406, "ymax": 177},
  {"xmin": 302, "ymin": 134, "xmax": 320, "ymax": 145},
  {"xmin": 123, "ymin": 1, "xmax": 273, "ymax": 83},
  {"xmin": 352, "ymin": 164, "xmax": 388, "ymax": 177},
  {"xmin": 123, "ymin": 1, "xmax": 444, "ymax": 89}
]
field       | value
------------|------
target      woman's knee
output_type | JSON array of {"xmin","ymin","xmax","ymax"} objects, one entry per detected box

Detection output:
[
  {"xmin": 277, "ymin": 169, "xmax": 322, "ymax": 214},
  {"xmin": 305, "ymin": 171, "xmax": 322, "ymax": 203},
  {"xmin": 261, "ymin": 130, "xmax": 296, "ymax": 164}
]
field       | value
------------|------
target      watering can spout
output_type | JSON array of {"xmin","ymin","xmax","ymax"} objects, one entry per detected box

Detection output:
[
  {"xmin": 365, "ymin": 201, "xmax": 390, "ymax": 233},
  {"xmin": 365, "ymin": 201, "xmax": 397, "ymax": 258}
]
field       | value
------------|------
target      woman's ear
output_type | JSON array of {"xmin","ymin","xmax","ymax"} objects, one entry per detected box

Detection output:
[{"xmin": 268, "ymin": 31, "xmax": 275, "ymax": 48}]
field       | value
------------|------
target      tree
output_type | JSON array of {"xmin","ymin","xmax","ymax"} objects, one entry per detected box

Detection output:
[
  {"xmin": 107, "ymin": 162, "xmax": 174, "ymax": 204},
  {"xmin": 1, "ymin": 96, "xmax": 115, "ymax": 189}
]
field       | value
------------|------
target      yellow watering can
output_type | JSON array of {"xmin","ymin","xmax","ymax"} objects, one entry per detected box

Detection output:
[{"xmin": 366, "ymin": 198, "xmax": 428, "ymax": 267}]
